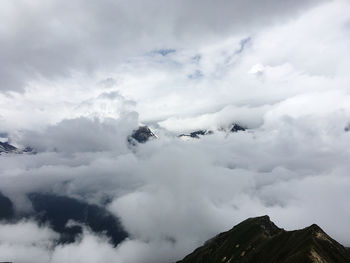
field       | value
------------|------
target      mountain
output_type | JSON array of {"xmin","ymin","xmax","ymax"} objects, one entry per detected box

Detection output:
[
  {"xmin": 0, "ymin": 141, "xmax": 18, "ymax": 154},
  {"xmin": 230, "ymin": 123, "xmax": 246, "ymax": 133},
  {"xmin": 28, "ymin": 193, "xmax": 127, "ymax": 245},
  {"xmin": 179, "ymin": 123, "xmax": 247, "ymax": 140},
  {"xmin": 128, "ymin": 126, "xmax": 157, "ymax": 145},
  {"xmin": 178, "ymin": 123, "xmax": 246, "ymax": 140},
  {"xmin": 0, "ymin": 191, "xmax": 127, "ymax": 246},
  {"xmin": 179, "ymin": 130, "xmax": 213, "ymax": 140},
  {"xmin": 0, "ymin": 141, "xmax": 35, "ymax": 155},
  {"xmin": 176, "ymin": 215, "xmax": 350, "ymax": 263},
  {"xmin": 0, "ymin": 192, "xmax": 14, "ymax": 220}
]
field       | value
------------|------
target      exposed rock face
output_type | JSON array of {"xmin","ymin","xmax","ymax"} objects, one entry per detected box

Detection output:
[
  {"xmin": 230, "ymin": 124, "xmax": 246, "ymax": 133},
  {"xmin": 177, "ymin": 216, "xmax": 350, "ymax": 263},
  {"xmin": 0, "ymin": 192, "xmax": 14, "ymax": 220},
  {"xmin": 0, "ymin": 141, "xmax": 18, "ymax": 154},
  {"xmin": 178, "ymin": 123, "xmax": 247, "ymax": 140},
  {"xmin": 0, "ymin": 141, "xmax": 35, "ymax": 155},
  {"xmin": 23, "ymin": 146, "xmax": 36, "ymax": 153},
  {"xmin": 128, "ymin": 126, "xmax": 157, "ymax": 145},
  {"xmin": 179, "ymin": 130, "xmax": 213, "ymax": 140}
]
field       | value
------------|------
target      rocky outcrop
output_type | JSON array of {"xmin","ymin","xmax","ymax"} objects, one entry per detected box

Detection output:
[
  {"xmin": 128, "ymin": 126, "xmax": 157, "ymax": 145},
  {"xmin": 230, "ymin": 124, "xmax": 246, "ymax": 133},
  {"xmin": 0, "ymin": 142, "xmax": 18, "ymax": 154},
  {"xmin": 178, "ymin": 130, "xmax": 213, "ymax": 140}
]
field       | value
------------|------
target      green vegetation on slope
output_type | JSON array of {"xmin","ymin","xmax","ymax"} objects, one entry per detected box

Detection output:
[{"xmin": 177, "ymin": 216, "xmax": 350, "ymax": 263}]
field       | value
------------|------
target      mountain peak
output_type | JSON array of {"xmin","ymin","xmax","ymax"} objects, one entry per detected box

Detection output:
[
  {"xmin": 243, "ymin": 215, "xmax": 282, "ymax": 236},
  {"xmin": 230, "ymin": 123, "xmax": 246, "ymax": 133},
  {"xmin": 307, "ymin": 223, "xmax": 323, "ymax": 231},
  {"xmin": 0, "ymin": 141, "xmax": 17, "ymax": 153},
  {"xmin": 177, "ymin": 216, "xmax": 350, "ymax": 263},
  {"xmin": 128, "ymin": 126, "xmax": 157, "ymax": 145},
  {"xmin": 0, "ymin": 141, "xmax": 35, "ymax": 155}
]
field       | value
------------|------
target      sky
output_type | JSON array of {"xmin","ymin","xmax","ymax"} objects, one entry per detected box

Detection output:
[{"xmin": 1, "ymin": 0, "xmax": 350, "ymax": 262}]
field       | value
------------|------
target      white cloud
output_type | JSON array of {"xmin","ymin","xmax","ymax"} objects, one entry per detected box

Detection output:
[
  {"xmin": 0, "ymin": 221, "xmax": 58, "ymax": 263},
  {"xmin": 0, "ymin": 0, "xmax": 325, "ymax": 92},
  {"xmin": 1, "ymin": 0, "xmax": 350, "ymax": 262}
]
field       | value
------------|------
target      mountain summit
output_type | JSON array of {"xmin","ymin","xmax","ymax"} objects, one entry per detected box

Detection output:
[
  {"xmin": 177, "ymin": 215, "xmax": 350, "ymax": 263},
  {"xmin": 127, "ymin": 126, "xmax": 157, "ymax": 145}
]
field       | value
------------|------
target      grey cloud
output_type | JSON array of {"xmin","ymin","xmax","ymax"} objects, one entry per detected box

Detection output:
[
  {"xmin": 235, "ymin": 37, "xmax": 252, "ymax": 54},
  {"xmin": 107, "ymin": 116, "xmax": 350, "ymax": 262},
  {"xmin": 98, "ymin": 91, "xmax": 124, "ymax": 100},
  {"xmin": 0, "ymin": 220, "xmax": 58, "ymax": 263},
  {"xmin": 18, "ymin": 114, "xmax": 138, "ymax": 153},
  {"xmin": 1, "ymin": 110, "xmax": 350, "ymax": 262},
  {"xmin": 0, "ymin": 0, "xmax": 326, "ymax": 92},
  {"xmin": 1, "ymin": 1, "xmax": 350, "ymax": 263}
]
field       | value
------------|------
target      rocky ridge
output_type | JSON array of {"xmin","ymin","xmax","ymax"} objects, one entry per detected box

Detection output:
[{"xmin": 176, "ymin": 216, "xmax": 350, "ymax": 263}]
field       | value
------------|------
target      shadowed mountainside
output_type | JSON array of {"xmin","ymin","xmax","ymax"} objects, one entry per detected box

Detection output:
[
  {"xmin": 28, "ymin": 193, "xmax": 127, "ymax": 245},
  {"xmin": 128, "ymin": 126, "xmax": 157, "ymax": 145},
  {"xmin": 0, "ymin": 192, "xmax": 127, "ymax": 246},
  {"xmin": 0, "ymin": 192, "xmax": 14, "ymax": 220},
  {"xmin": 0, "ymin": 142, "xmax": 17, "ymax": 154}
]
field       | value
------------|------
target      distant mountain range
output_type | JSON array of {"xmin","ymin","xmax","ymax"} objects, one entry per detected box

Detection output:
[
  {"xmin": 176, "ymin": 215, "xmax": 350, "ymax": 263},
  {"xmin": 0, "ymin": 141, "xmax": 34, "ymax": 155},
  {"xmin": 178, "ymin": 123, "xmax": 246, "ymax": 140},
  {"xmin": 179, "ymin": 130, "xmax": 214, "ymax": 140},
  {"xmin": 0, "ymin": 123, "xmax": 246, "ymax": 153},
  {"xmin": 2, "ymin": 121, "xmax": 350, "ymax": 152},
  {"xmin": 127, "ymin": 123, "xmax": 246, "ymax": 144}
]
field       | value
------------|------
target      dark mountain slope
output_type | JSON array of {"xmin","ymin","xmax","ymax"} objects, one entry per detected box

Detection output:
[
  {"xmin": 28, "ymin": 193, "xmax": 127, "ymax": 245},
  {"xmin": 178, "ymin": 123, "xmax": 246, "ymax": 140},
  {"xmin": 0, "ymin": 141, "xmax": 35, "ymax": 154},
  {"xmin": 177, "ymin": 216, "xmax": 350, "ymax": 263},
  {"xmin": 128, "ymin": 126, "xmax": 157, "ymax": 145},
  {"xmin": 0, "ymin": 142, "xmax": 17, "ymax": 154},
  {"xmin": 230, "ymin": 124, "xmax": 246, "ymax": 133},
  {"xmin": 0, "ymin": 192, "xmax": 14, "ymax": 220},
  {"xmin": 179, "ymin": 130, "xmax": 213, "ymax": 139}
]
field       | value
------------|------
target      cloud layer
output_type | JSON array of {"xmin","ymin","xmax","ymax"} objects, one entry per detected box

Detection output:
[
  {"xmin": 0, "ymin": 0, "xmax": 324, "ymax": 92},
  {"xmin": 1, "ymin": 0, "xmax": 350, "ymax": 263}
]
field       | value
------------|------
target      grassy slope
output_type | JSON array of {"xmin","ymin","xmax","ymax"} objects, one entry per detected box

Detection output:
[{"xmin": 177, "ymin": 216, "xmax": 350, "ymax": 263}]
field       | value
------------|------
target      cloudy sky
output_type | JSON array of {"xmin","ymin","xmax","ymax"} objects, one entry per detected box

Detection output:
[{"xmin": 1, "ymin": 0, "xmax": 350, "ymax": 262}]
